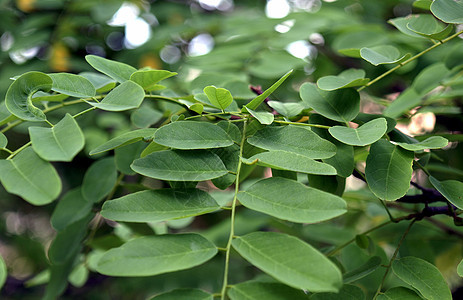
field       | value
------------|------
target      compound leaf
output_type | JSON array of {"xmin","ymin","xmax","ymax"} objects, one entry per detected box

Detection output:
[
  {"xmin": 0, "ymin": 147, "xmax": 61, "ymax": 205},
  {"xmin": 317, "ymin": 69, "xmax": 369, "ymax": 91},
  {"xmin": 429, "ymin": 176, "xmax": 463, "ymax": 209},
  {"xmin": 29, "ymin": 114, "xmax": 85, "ymax": 162},
  {"xmin": 360, "ymin": 46, "xmax": 409, "ymax": 66},
  {"xmin": 365, "ymin": 139, "xmax": 414, "ymax": 201},
  {"xmin": 238, "ymin": 177, "xmax": 346, "ymax": 223},
  {"xmin": 232, "ymin": 232, "xmax": 342, "ymax": 292},
  {"xmin": 328, "ymin": 118, "xmax": 387, "ymax": 146},
  {"xmin": 395, "ymin": 136, "xmax": 448, "ymax": 151},
  {"xmin": 300, "ymin": 83, "xmax": 360, "ymax": 123},
  {"xmin": 228, "ymin": 281, "xmax": 309, "ymax": 300},
  {"xmin": 85, "ymin": 55, "xmax": 137, "ymax": 83},
  {"xmin": 90, "ymin": 128, "xmax": 156, "ymax": 155},
  {"xmin": 88, "ymin": 80, "xmax": 145, "ymax": 111},
  {"xmin": 48, "ymin": 73, "xmax": 96, "ymax": 98},
  {"xmin": 131, "ymin": 150, "xmax": 228, "ymax": 181},
  {"xmin": 203, "ymin": 86, "xmax": 233, "ymax": 110},
  {"xmin": 154, "ymin": 121, "xmax": 233, "ymax": 149},
  {"xmin": 431, "ymin": 0, "xmax": 463, "ymax": 24},
  {"xmin": 96, "ymin": 234, "xmax": 218, "ymax": 276},
  {"xmin": 130, "ymin": 69, "xmax": 177, "ymax": 91},
  {"xmin": 392, "ymin": 256, "xmax": 452, "ymax": 300},
  {"xmin": 101, "ymin": 189, "xmax": 219, "ymax": 222},
  {"xmin": 5, "ymin": 71, "xmax": 52, "ymax": 121}
]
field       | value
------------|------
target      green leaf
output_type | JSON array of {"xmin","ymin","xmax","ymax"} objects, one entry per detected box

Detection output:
[
  {"xmin": 232, "ymin": 232, "xmax": 342, "ymax": 292},
  {"xmin": 131, "ymin": 105, "xmax": 163, "ymax": 128},
  {"xmin": 0, "ymin": 147, "xmax": 61, "ymax": 205},
  {"xmin": 243, "ymin": 150, "xmax": 337, "ymax": 175},
  {"xmin": 395, "ymin": 136, "xmax": 448, "ymax": 151},
  {"xmin": 130, "ymin": 69, "xmax": 177, "ymax": 90},
  {"xmin": 29, "ymin": 114, "xmax": 85, "ymax": 162},
  {"xmin": 211, "ymin": 145, "xmax": 240, "ymax": 189},
  {"xmin": 267, "ymin": 101, "xmax": 305, "ymax": 118},
  {"xmin": 5, "ymin": 71, "xmax": 52, "ymax": 121},
  {"xmin": 412, "ymin": 62, "xmax": 449, "ymax": 94},
  {"xmin": 85, "ymin": 55, "xmax": 137, "ymax": 83},
  {"xmin": 115, "ymin": 142, "xmax": 145, "ymax": 175},
  {"xmin": 414, "ymin": 0, "xmax": 432, "ymax": 10},
  {"xmin": 388, "ymin": 16, "xmax": 427, "ymax": 38},
  {"xmin": 365, "ymin": 140, "xmax": 414, "ymax": 201},
  {"xmin": 383, "ymin": 88, "xmax": 421, "ymax": 118},
  {"xmin": 68, "ymin": 263, "xmax": 88, "ymax": 288},
  {"xmin": 392, "ymin": 256, "xmax": 452, "ymax": 300},
  {"xmin": 131, "ymin": 150, "xmax": 228, "ymax": 181},
  {"xmin": 151, "ymin": 289, "xmax": 213, "ymax": 300},
  {"xmin": 228, "ymin": 281, "xmax": 309, "ymax": 300},
  {"xmin": 48, "ymin": 73, "xmax": 96, "ymax": 98},
  {"xmin": 189, "ymin": 103, "xmax": 204, "ymax": 114},
  {"xmin": 216, "ymin": 121, "xmax": 242, "ymax": 143},
  {"xmin": 247, "ymin": 126, "xmax": 336, "ymax": 159},
  {"xmin": 245, "ymin": 70, "xmax": 293, "ymax": 111},
  {"xmin": 51, "ymin": 188, "xmax": 93, "ymax": 231},
  {"xmin": 48, "ymin": 214, "xmax": 93, "ymax": 266},
  {"xmin": 32, "ymin": 91, "xmax": 69, "ymax": 102},
  {"xmin": 154, "ymin": 121, "xmax": 234, "ymax": 149},
  {"xmin": 203, "ymin": 86, "xmax": 233, "ymax": 110},
  {"xmin": 360, "ymin": 46, "xmax": 409, "ymax": 66},
  {"xmin": 310, "ymin": 285, "xmax": 365, "ymax": 300},
  {"xmin": 431, "ymin": 0, "xmax": 463, "ymax": 24},
  {"xmin": 82, "ymin": 157, "xmax": 117, "ymax": 202},
  {"xmin": 87, "ymin": 80, "xmax": 145, "ymax": 111},
  {"xmin": 0, "ymin": 132, "xmax": 7, "ymax": 148},
  {"xmin": 317, "ymin": 69, "xmax": 369, "ymax": 91},
  {"xmin": 90, "ymin": 128, "xmax": 156, "ymax": 155},
  {"xmin": 377, "ymin": 287, "xmax": 422, "ymax": 300},
  {"xmin": 406, "ymin": 14, "xmax": 454, "ymax": 40},
  {"xmin": 458, "ymin": 259, "xmax": 463, "ymax": 277},
  {"xmin": 246, "ymin": 108, "xmax": 274, "ymax": 125},
  {"xmin": 300, "ymin": 83, "xmax": 360, "ymax": 123},
  {"xmin": 429, "ymin": 176, "xmax": 463, "ymax": 209},
  {"xmin": 238, "ymin": 177, "xmax": 346, "ymax": 223},
  {"xmin": 328, "ymin": 118, "xmax": 387, "ymax": 146},
  {"xmin": 101, "ymin": 189, "xmax": 219, "ymax": 222},
  {"xmin": 343, "ymin": 256, "xmax": 382, "ymax": 283},
  {"xmin": 96, "ymin": 234, "xmax": 218, "ymax": 276},
  {"xmin": 0, "ymin": 254, "xmax": 6, "ymax": 291},
  {"xmin": 79, "ymin": 72, "xmax": 117, "ymax": 93}
]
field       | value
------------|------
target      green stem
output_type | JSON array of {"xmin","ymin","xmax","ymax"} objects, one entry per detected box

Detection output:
[
  {"xmin": 273, "ymin": 120, "xmax": 330, "ymax": 129},
  {"xmin": 373, "ymin": 219, "xmax": 416, "ymax": 299},
  {"xmin": 327, "ymin": 220, "xmax": 392, "ymax": 256},
  {"xmin": 220, "ymin": 120, "xmax": 247, "ymax": 300},
  {"xmin": 7, "ymin": 141, "xmax": 31, "ymax": 160},
  {"xmin": 357, "ymin": 30, "xmax": 463, "ymax": 92}
]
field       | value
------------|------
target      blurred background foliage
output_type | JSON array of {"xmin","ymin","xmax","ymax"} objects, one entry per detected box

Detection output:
[{"xmin": 1, "ymin": 0, "xmax": 463, "ymax": 299}]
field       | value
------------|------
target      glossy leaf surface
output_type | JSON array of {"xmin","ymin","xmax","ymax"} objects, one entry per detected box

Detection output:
[
  {"xmin": 247, "ymin": 126, "xmax": 336, "ymax": 159},
  {"xmin": 131, "ymin": 150, "xmax": 228, "ymax": 181},
  {"xmin": 101, "ymin": 189, "xmax": 219, "ymax": 222},
  {"xmin": 232, "ymin": 232, "xmax": 342, "ymax": 292},
  {"xmin": 392, "ymin": 256, "xmax": 452, "ymax": 300},
  {"xmin": 300, "ymin": 83, "xmax": 360, "ymax": 123},
  {"xmin": 96, "ymin": 234, "xmax": 218, "ymax": 276},
  {"xmin": 29, "ymin": 114, "xmax": 85, "ymax": 161},
  {"xmin": 238, "ymin": 177, "xmax": 346, "ymax": 223},
  {"xmin": 48, "ymin": 73, "xmax": 96, "ymax": 98},
  {"xmin": 328, "ymin": 118, "xmax": 387, "ymax": 146},
  {"xmin": 0, "ymin": 147, "xmax": 61, "ymax": 205},
  {"xmin": 365, "ymin": 140, "xmax": 414, "ymax": 200},
  {"xmin": 5, "ymin": 72, "xmax": 52, "ymax": 121},
  {"xmin": 88, "ymin": 80, "xmax": 145, "ymax": 111},
  {"xmin": 154, "ymin": 121, "xmax": 233, "ymax": 149},
  {"xmin": 246, "ymin": 107, "xmax": 274, "ymax": 125},
  {"xmin": 243, "ymin": 150, "xmax": 336, "ymax": 175},
  {"xmin": 85, "ymin": 55, "xmax": 137, "ymax": 82}
]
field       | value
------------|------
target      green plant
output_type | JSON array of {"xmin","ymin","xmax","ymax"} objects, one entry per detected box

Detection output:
[{"xmin": 1, "ymin": 0, "xmax": 463, "ymax": 299}]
